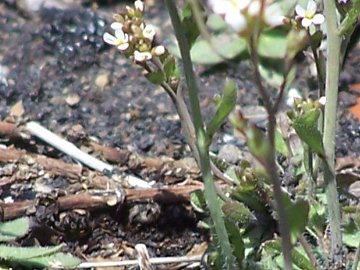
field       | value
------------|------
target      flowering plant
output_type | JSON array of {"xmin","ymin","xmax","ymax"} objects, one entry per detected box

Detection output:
[{"xmin": 103, "ymin": 0, "xmax": 360, "ymax": 269}]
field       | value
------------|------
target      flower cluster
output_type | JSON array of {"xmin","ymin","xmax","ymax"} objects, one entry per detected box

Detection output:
[
  {"xmin": 103, "ymin": 0, "xmax": 165, "ymax": 62},
  {"xmin": 208, "ymin": 0, "xmax": 284, "ymax": 35},
  {"xmin": 295, "ymin": 0, "xmax": 325, "ymax": 28}
]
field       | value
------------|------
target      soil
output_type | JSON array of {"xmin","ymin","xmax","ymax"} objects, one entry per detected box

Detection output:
[{"xmin": 0, "ymin": 1, "xmax": 359, "ymax": 269}]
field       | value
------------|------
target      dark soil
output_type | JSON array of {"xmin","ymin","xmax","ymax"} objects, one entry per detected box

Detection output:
[{"xmin": 0, "ymin": 0, "xmax": 359, "ymax": 269}]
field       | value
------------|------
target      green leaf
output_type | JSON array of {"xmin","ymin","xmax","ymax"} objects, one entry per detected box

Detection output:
[
  {"xmin": 190, "ymin": 190, "xmax": 206, "ymax": 213},
  {"xmin": 292, "ymin": 109, "xmax": 325, "ymax": 157},
  {"xmin": 245, "ymin": 124, "xmax": 271, "ymax": 167},
  {"xmin": 189, "ymin": 34, "xmax": 246, "ymax": 65},
  {"xmin": 0, "ymin": 245, "xmax": 63, "ymax": 260},
  {"xmin": 15, "ymin": 252, "xmax": 81, "ymax": 269},
  {"xmin": 339, "ymin": 0, "xmax": 360, "ymax": 36},
  {"xmin": 343, "ymin": 218, "xmax": 360, "ymax": 248},
  {"xmin": 222, "ymin": 201, "xmax": 253, "ymax": 227},
  {"xmin": 0, "ymin": 217, "xmax": 30, "ymax": 242},
  {"xmin": 207, "ymin": 14, "xmax": 228, "ymax": 32},
  {"xmin": 206, "ymin": 79, "xmax": 236, "ymax": 140},
  {"xmin": 258, "ymin": 29, "xmax": 288, "ymax": 59},
  {"xmin": 308, "ymin": 200, "xmax": 326, "ymax": 232},
  {"xmin": 225, "ymin": 219, "xmax": 245, "ymax": 267},
  {"xmin": 180, "ymin": 2, "xmax": 200, "ymax": 47},
  {"xmin": 146, "ymin": 71, "xmax": 166, "ymax": 85},
  {"xmin": 275, "ymin": 129, "xmax": 289, "ymax": 156},
  {"xmin": 286, "ymin": 28, "xmax": 309, "ymax": 60},
  {"xmin": 263, "ymin": 240, "xmax": 317, "ymax": 270},
  {"xmin": 258, "ymin": 58, "xmax": 296, "ymax": 87},
  {"xmin": 284, "ymin": 197, "xmax": 309, "ymax": 244},
  {"xmin": 163, "ymin": 56, "xmax": 179, "ymax": 81}
]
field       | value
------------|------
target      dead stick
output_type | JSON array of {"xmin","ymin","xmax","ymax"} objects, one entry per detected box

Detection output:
[{"xmin": 0, "ymin": 184, "xmax": 203, "ymax": 220}]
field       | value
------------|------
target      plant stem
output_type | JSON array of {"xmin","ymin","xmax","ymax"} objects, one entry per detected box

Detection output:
[
  {"xmin": 322, "ymin": 0, "xmax": 343, "ymax": 262},
  {"xmin": 165, "ymin": 1, "xmax": 238, "ymax": 268},
  {"xmin": 248, "ymin": 36, "xmax": 293, "ymax": 270}
]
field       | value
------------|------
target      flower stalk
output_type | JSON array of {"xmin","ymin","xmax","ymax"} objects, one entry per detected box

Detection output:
[
  {"xmin": 165, "ymin": 0, "xmax": 238, "ymax": 268},
  {"xmin": 322, "ymin": 0, "xmax": 343, "ymax": 262}
]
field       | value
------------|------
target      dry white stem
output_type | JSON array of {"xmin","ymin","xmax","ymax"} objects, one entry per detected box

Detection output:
[
  {"xmin": 26, "ymin": 121, "xmax": 113, "ymax": 173},
  {"xmin": 60, "ymin": 255, "xmax": 202, "ymax": 269},
  {"xmin": 135, "ymin": 244, "xmax": 153, "ymax": 270}
]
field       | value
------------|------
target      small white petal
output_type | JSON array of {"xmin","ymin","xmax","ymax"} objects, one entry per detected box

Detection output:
[
  {"xmin": 312, "ymin": 14, "xmax": 325, "ymax": 24},
  {"xmin": 286, "ymin": 88, "xmax": 302, "ymax": 106},
  {"xmin": 225, "ymin": 10, "xmax": 247, "ymax": 33},
  {"xmin": 233, "ymin": 0, "xmax": 251, "ymax": 10},
  {"xmin": 211, "ymin": 1, "xmax": 230, "ymax": 14},
  {"xmin": 307, "ymin": 0, "xmax": 317, "ymax": 13},
  {"xmin": 114, "ymin": 29, "xmax": 127, "ymax": 41},
  {"xmin": 143, "ymin": 25, "xmax": 156, "ymax": 40},
  {"xmin": 264, "ymin": 3, "xmax": 284, "ymax": 26},
  {"xmin": 134, "ymin": 51, "xmax": 152, "ymax": 62},
  {"xmin": 134, "ymin": 0, "xmax": 144, "ymax": 12},
  {"xmin": 117, "ymin": 43, "xmax": 129, "ymax": 51},
  {"xmin": 318, "ymin": 96, "xmax": 326, "ymax": 105},
  {"xmin": 248, "ymin": 1, "xmax": 261, "ymax": 17},
  {"xmin": 111, "ymin": 22, "xmax": 123, "ymax": 30},
  {"xmin": 301, "ymin": 17, "xmax": 312, "ymax": 27},
  {"xmin": 295, "ymin": 5, "xmax": 306, "ymax": 17},
  {"xmin": 153, "ymin": 45, "xmax": 165, "ymax": 56},
  {"xmin": 103, "ymin": 32, "xmax": 117, "ymax": 45}
]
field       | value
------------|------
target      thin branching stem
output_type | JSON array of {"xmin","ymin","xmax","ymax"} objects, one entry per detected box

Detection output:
[
  {"xmin": 248, "ymin": 35, "xmax": 293, "ymax": 270},
  {"xmin": 165, "ymin": 0, "xmax": 238, "ymax": 268}
]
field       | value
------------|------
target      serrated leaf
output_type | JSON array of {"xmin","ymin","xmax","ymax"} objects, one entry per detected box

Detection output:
[
  {"xmin": 292, "ymin": 109, "xmax": 325, "ymax": 157},
  {"xmin": 339, "ymin": 0, "xmax": 360, "ymax": 35},
  {"xmin": 0, "ymin": 217, "xmax": 29, "ymax": 242},
  {"xmin": 206, "ymin": 79, "xmax": 236, "ymax": 140},
  {"xmin": 275, "ymin": 129, "xmax": 289, "ymax": 156},
  {"xmin": 0, "ymin": 245, "xmax": 63, "ymax": 260},
  {"xmin": 224, "ymin": 219, "xmax": 245, "ymax": 266},
  {"xmin": 146, "ymin": 71, "xmax": 166, "ymax": 85},
  {"xmin": 222, "ymin": 201, "xmax": 253, "ymax": 227}
]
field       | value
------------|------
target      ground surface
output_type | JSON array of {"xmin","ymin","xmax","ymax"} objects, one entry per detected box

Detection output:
[{"xmin": 0, "ymin": 1, "xmax": 360, "ymax": 269}]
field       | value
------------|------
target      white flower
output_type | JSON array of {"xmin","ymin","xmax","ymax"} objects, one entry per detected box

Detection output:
[
  {"xmin": 209, "ymin": 0, "xmax": 250, "ymax": 14},
  {"xmin": 295, "ymin": 0, "xmax": 325, "ymax": 27},
  {"xmin": 318, "ymin": 96, "xmax": 326, "ymax": 105},
  {"xmin": 134, "ymin": 50, "xmax": 152, "ymax": 62},
  {"xmin": 103, "ymin": 28, "xmax": 129, "ymax": 51},
  {"xmin": 224, "ymin": 9, "xmax": 247, "ymax": 33},
  {"xmin": 208, "ymin": 0, "xmax": 249, "ymax": 32},
  {"xmin": 142, "ymin": 25, "xmax": 156, "ymax": 41},
  {"xmin": 153, "ymin": 45, "xmax": 165, "ymax": 56},
  {"xmin": 286, "ymin": 88, "xmax": 302, "ymax": 107},
  {"xmin": 264, "ymin": 3, "xmax": 285, "ymax": 27},
  {"xmin": 134, "ymin": 0, "xmax": 144, "ymax": 12}
]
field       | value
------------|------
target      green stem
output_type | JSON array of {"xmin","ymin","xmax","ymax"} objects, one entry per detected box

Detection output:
[
  {"xmin": 248, "ymin": 36, "xmax": 293, "ymax": 270},
  {"xmin": 322, "ymin": 0, "xmax": 343, "ymax": 262},
  {"xmin": 165, "ymin": 1, "xmax": 238, "ymax": 268}
]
